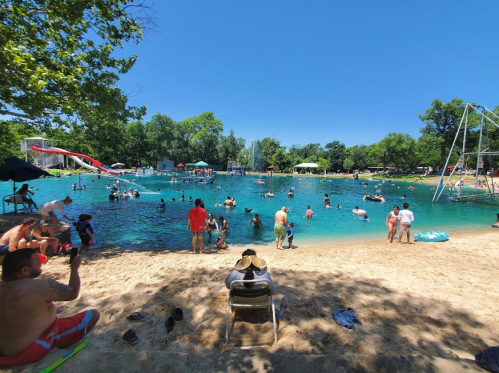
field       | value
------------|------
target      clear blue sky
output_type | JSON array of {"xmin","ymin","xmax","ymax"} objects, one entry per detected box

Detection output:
[{"xmin": 118, "ymin": 0, "xmax": 499, "ymax": 148}]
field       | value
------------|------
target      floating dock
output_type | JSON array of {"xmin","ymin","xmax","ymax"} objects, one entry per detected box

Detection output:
[{"xmin": 182, "ymin": 176, "xmax": 215, "ymax": 184}]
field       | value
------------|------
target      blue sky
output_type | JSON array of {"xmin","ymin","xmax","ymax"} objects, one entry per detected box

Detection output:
[{"xmin": 118, "ymin": 0, "xmax": 499, "ymax": 148}]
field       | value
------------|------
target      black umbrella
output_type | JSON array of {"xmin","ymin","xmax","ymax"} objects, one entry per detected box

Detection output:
[{"xmin": 0, "ymin": 157, "xmax": 51, "ymax": 214}]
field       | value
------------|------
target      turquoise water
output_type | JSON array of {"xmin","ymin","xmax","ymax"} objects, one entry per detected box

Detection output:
[{"xmin": 2, "ymin": 174, "xmax": 496, "ymax": 250}]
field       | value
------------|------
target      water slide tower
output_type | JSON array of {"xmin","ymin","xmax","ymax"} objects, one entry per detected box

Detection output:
[{"xmin": 21, "ymin": 137, "xmax": 63, "ymax": 168}]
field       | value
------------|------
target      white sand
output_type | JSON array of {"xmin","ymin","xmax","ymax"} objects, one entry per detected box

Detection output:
[{"xmin": 4, "ymin": 230, "xmax": 499, "ymax": 372}]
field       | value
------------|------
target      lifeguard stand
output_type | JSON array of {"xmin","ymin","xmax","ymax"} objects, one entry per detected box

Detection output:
[{"xmin": 21, "ymin": 137, "xmax": 63, "ymax": 169}]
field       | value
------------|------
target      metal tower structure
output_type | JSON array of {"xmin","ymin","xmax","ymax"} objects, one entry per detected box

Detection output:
[{"xmin": 433, "ymin": 103, "xmax": 499, "ymax": 203}]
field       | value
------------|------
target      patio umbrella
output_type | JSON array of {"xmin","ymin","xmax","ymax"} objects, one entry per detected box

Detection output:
[
  {"xmin": 111, "ymin": 162, "xmax": 125, "ymax": 168},
  {"xmin": 268, "ymin": 165, "xmax": 275, "ymax": 169},
  {"xmin": 0, "ymin": 157, "xmax": 51, "ymax": 214},
  {"xmin": 195, "ymin": 161, "xmax": 209, "ymax": 167},
  {"xmin": 177, "ymin": 163, "xmax": 184, "ymax": 167}
]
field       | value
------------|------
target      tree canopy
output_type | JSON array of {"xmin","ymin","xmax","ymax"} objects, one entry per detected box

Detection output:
[{"xmin": 0, "ymin": 0, "xmax": 153, "ymax": 127}]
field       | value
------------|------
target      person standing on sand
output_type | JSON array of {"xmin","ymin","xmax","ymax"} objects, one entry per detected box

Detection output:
[
  {"xmin": 385, "ymin": 206, "xmax": 400, "ymax": 243},
  {"xmin": 187, "ymin": 199, "xmax": 208, "ymax": 254},
  {"xmin": 274, "ymin": 206, "xmax": 288, "ymax": 250},
  {"xmin": 37, "ymin": 197, "xmax": 74, "ymax": 232},
  {"xmin": 398, "ymin": 202, "xmax": 414, "ymax": 244},
  {"xmin": 0, "ymin": 249, "xmax": 100, "ymax": 365}
]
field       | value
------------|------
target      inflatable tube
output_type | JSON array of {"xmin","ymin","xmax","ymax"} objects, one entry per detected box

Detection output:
[
  {"xmin": 414, "ymin": 231, "xmax": 449, "ymax": 242},
  {"xmin": 352, "ymin": 209, "xmax": 366, "ymax": 215},
  {"xmin": 365, "ymin": 196, "xmax": 382, "ymax": 202}
]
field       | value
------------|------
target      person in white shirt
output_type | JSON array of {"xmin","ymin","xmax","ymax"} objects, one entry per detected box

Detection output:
[
  {"xmin": 37, "ymin": 197, "xmax": 75, "ymax": 232},
  {"xmin": 397, "ymin": 202, "xmax": 414, "ymax": 244}
]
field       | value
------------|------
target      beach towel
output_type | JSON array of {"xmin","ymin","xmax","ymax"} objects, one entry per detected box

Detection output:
[
  {"xmin": 333, "ymin": 308, "xmax": 362, "ymax": 330},
  {"xmin": 475, "ymin": 346, "xmax": 499, "ymax": 373}
]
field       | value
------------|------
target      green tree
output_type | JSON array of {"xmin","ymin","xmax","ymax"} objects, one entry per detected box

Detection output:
[
  {"xmin": 417, "ymin": 133, "xmax": 444, "ymax": 170},
  {"xmin": 343, "ymin": 157, "xmax": 354, "ymax": 173},
  {"xmin": 317, "ymin": 157, "xmax": 329, "ymax": 174},
  {"xmin": 272, "ymin": 147, "xmax": 293, "ymax": 172},
  {"xmin": 419, "ymin": 98, "xmax": 479, "ymax": 169},
  {"xmin": 183, "ymin": 112, "xmax": 223, "ymax": 164},
  {"xmin": 324, "ymin": 141, "xmax": 346, "ymax": 172},
  {"xmin": 257, "ymin": 138, "xmax": 281, "ymax": 169},
  {"xmin": 346, "ymin": 145, "xmax": 367, "ymax": 171},
  {"xmin": 0, "ymin": 0, "xmax": 152, "ymax": 126},
  {"xmin": 218, "ymin": 129, "xmax": 245, "ymax": 167}
]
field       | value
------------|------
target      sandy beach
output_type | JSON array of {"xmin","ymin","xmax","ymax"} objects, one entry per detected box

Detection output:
[{"xmin": 2, "ymin": 227, "xmax": 498, "ymax": 373}]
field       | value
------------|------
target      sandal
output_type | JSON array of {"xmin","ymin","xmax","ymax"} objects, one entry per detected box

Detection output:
[
  {"xmin": 171, "ymin": 308, "xmax": 183, "ymax": 321},
  {"xmin": 126, "ymin": 312, "xmax": 146, "ymax": 322},
  {"xmin": 165, "ymin": 316, "xmax": 175, "ymax": 333},
  {"xmin": 123, "ymin": 329, "xmax": 140, "ymax": 344}
]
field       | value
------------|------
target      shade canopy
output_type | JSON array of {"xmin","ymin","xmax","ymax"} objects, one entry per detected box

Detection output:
[
  {"xmin": 268, "ymin": 165, "xmax": 275, "ymax": 169},
  {"xmin": 294, "ymin": 163, "xmax": 318, "ymax": 168},
  {"xmin": 177, "ymin": 163, "xmax": 184, "ymax": 167},
  {"xmin": 111, "ymin": 163, "xmax": 125, "ymax": 167},
  {"xmin": 0, "ymin": 157, "xmax": 51, "ymax": 182},
  {"xmin": 194, "ymin": 161, "xmax": 209, "ymax": 167}
]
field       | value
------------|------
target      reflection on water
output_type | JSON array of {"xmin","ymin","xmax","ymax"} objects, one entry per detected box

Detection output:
[{"xmin": 3, "ymin": 174, "xmax": 497, "ymax": 251}]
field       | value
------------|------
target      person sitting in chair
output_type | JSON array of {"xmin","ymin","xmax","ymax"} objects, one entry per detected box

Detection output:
[{"xmin": 224, "ymin": 249, "xmax": 275, "ymax": 294}]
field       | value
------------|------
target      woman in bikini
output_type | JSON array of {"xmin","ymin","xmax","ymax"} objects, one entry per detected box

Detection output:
[
  {"xmin": 206, "ymin": 213, "xmax": 218, "ymax": 237},
  {"xmin": 385, "ymin": 205, "xmax": 400, "ymax": 243}
]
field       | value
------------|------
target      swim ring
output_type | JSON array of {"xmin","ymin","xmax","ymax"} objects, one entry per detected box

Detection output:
[
  {"xmin": 352, "ymin": 209, "xmax": 366, "ymax": 215},
  {"xmin": 365, "ymin": 196, "xmax": 382, "ymax": 202},
  {"xmin": 414, "ymin": 231, "xmax": 449, "ymax": 242}
]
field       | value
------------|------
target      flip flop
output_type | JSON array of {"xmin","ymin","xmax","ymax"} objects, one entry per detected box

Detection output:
[
  {"xmin": 126, "ymin": 312, "xmax": 145, "ymax": 322},
  {"xmin": 165, "ymin": 316, "xmax": 175, "ymax": 333},
  {"xmin": 123, "ymin": 329, "xmax": 140, "ymax": 344},
  {"xmin": 171, "ymin": 308, "xmax": 183, "ymax": 321}
]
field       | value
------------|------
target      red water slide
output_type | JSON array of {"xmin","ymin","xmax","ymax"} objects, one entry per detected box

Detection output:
[{"xmin": 31, "ymin": 146, "xmax": 120, "ymax": 175}]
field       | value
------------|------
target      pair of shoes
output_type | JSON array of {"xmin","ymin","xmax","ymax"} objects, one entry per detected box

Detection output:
[
  {"xmin": 165, "ymin": 308, "xmax": 184, "ymax": 333},
  {"xmin": 123, "ymin": 329, "xmax": 140, "ymax": 344}
]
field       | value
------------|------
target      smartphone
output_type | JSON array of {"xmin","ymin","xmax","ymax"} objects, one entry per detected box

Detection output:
[{"xmin": 69, "ymin": 247, "xmax": 79, "ymax": 264}]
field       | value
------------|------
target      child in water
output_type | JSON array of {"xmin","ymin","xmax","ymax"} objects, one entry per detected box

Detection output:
[
  {"xmin": 76, "ymin": 214, "xmax": 95, "ymax": 253},
  {"xmin": 362, "ymin": 214, "xmax": 370, "ymax": 222},
  {"xmin": 157, "ymin": 198, "xmax": 166, "ymax": 209},
  {"xmin": 303, "ymin": 205, "xmax": 316, "ymax": 219},
  {"xmin": 216, "ymin": 235, "xmax": 227, "ymax": 249}
]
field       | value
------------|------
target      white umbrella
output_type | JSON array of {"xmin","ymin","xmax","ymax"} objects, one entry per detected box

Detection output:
[{"xmin": 111, "ymin": 163, "xmax": 125, "ymax": 168}]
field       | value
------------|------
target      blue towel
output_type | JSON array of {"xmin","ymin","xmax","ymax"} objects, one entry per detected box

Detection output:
[
  {"xmin": 476, "ymin": 346, "xmax": 499, "ymax": 373},
  {"xmin": 333, "ymin": 308, "xmax": 362, "ymax": 330}
]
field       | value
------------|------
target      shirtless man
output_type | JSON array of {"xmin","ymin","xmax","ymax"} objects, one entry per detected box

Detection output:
[
  {"xmin": 248, "ymin": 214, "xmax": 263, "ymax": 229},
  {"xmin": 0, "ymin": 218, "xmax": 41, "ymax": 256},
  {"xmin": 274, "ymin": 206, "xmax": 288, "ymax": 250},
  {"xmin": 30, "ymin": 220, "xmax": 60, "ymax": 255},
  {"xmin": 224, "ymin": 196, "xmax": 233, "ymax": 208},
  {"xmin": 266, "ymin": 191, "xmax": 274, "ymax": 198},
  {"xmin": 0, "ymin": 249, "xmax": 100, "ymax": 365}
]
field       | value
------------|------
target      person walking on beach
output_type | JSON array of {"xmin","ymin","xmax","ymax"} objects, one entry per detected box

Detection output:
[
  {"xmin": 385, "ymin": 206, "xmax": 400, "ymax": 243},
  {"xmin": 37, "ymin": 197, "xmax": 75, "ymax": 232},
  {"xmin": 187, "ymin": 199, "xmax": 208, "ymax": 254},
  {"xmin": 274, "ymin": 206, "xmax": 288, "ymax": 250},
  {"xmin": 0, "ymin": 249, "xmax": 100, "ymax": 365},
  {"xmin": 398, "ymin": 202, "xmax": 414, "ymax": 244}
]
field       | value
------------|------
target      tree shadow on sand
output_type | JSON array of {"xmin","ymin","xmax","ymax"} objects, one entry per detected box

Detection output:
[{"xmin": 6, "ymin": 265, "xmax": 492, "ymax": 373}]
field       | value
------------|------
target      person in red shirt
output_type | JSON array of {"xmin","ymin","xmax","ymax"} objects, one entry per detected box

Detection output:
[{"xmin": 187, "ymin": 198, "xmax": 208, "ymax": 254}]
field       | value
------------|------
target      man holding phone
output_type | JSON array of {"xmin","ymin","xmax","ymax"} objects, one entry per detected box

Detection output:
[{"xmin": 0, "ymin": 249, "xmax": 100, "ymax": 365}]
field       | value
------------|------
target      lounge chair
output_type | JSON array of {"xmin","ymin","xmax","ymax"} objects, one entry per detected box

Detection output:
[{"xmin": 226, "ymin": 279, "xmax": 277, "ymax": 350}]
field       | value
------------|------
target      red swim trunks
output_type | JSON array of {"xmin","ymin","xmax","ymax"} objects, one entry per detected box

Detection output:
[{"xmin": 0, "ymin": 310, "xmax": 94, "ymax": 366}]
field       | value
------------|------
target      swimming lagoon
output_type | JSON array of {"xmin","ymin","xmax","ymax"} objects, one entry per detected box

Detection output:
[{"xmin": 3, "ymin": 174, "xmax": 496, "ymax": 250}]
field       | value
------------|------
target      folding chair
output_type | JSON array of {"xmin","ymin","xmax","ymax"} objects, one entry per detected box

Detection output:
[{"xmin": 226, "ymin": 279, "xmax": 277, "ymax": 350}]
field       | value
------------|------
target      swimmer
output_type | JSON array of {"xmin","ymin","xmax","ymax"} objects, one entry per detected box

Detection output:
[
  {"xmin": 189, "ymin": 196, "xmax": 193, "ymax": 203},
  {"xmin": 261, "ymin": 195, "xmax": 266, "ymax": 199},
  {"xmin": 215, "ymin": 202, "xmax": 221, "ymax": 206},
  {"xmin": 322, "ymin": 194, "xmax": 330, "ymax": 204},
  {"xmin": 287, "ymin": 189, "xmax": 294, "ymax": 197},
  {"xmin": 206, "ymin": 213, "xmax": 218, "ymax": 237},
  {"xmin": 180, "ymin": 195, "xmax": 185, "ymax": 202},
  {"xmin": 157, "ymin": 198, "xmax": 166, "ymax": 209},
  {"xmin": 71, "ymin": 183, "xmax": 77, "ymax": 190},
  {"xmin": 325, "ymin": 201, "xmax": 331, "ymax": 209},
  {"xmin": 158, "ymin": 189, "xmax": 161, "ymax": 192},
  {"xmin": 408, "ymin": 185, "xmax": 417, "ymax": 190},
  {"xmin": 132, "ymin": 178, "xmax": 136, "ymax": 182},
  {"xmin": 266, "ymin": 191, "xmax": 274, "ymax": 198},
  {"xmin": 244, "ymin": 208, "xmax": 253, "ymax": 213},
  {"xmin": 248, "ymin": 214, "xmax": 263, "ymax": 228},
  {"xmin": 172, "ymin": 197, "xmax": 176, "ymax": 201},
  {"xmin": 363, "ymin": 194, "xmax": 370, "ymax": 201},
  {"xmin": 303, "ymin": 205, "xmax": 316, "ymax": 219},
  {"xmin": 362, "ymin": 214, "xmax": 370, "ymax": 222},
  {"xmin": 430, "ymin": 186, "xmax": 437, "ymax": 190},
  {"xmin": 223, "ymin": 196, "xmax": 233, "ymax": 208},
  {"xmin": 336, "ymin": 204, "xmax": 342, "ymax": 209},
  {"xmin": 401, "ymin": 195, "xmax": 406, "ymax": 199}
]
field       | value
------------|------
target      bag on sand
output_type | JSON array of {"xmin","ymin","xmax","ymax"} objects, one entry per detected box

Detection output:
[{"xmin": 476, "ymin": 346, "xmax": 499, "ymax": 373}]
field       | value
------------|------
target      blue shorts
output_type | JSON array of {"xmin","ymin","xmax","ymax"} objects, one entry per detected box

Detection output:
[{"xmin": 0, "ymin": 244, "xmax": 11, "ymax": 255}]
